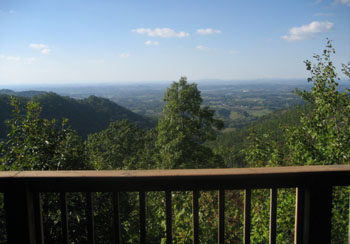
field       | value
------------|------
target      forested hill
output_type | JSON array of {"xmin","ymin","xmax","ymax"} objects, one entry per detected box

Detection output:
[
  {"xmin": 207, "ymin": 104, "xmax": 313, "ymax": 167},
  {"xmin": 0, "ymin": 89, "xmax": 45, "ymax": 97},
  {"xmin": 214, "ymin": 104, "xmax": 312, "ymax": 147},
  {"xmin": 0, "ymin": 92, "xmax": 155, "ymax": 139}
]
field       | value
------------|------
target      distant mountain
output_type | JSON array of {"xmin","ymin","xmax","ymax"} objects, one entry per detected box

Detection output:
[
  {"xmin": 0, "ymin": 89, "xmax": 45, "ymax": 97},
  {"xmin": 0, "ymin": 92, "xmax": 155, "ymax": 139}
]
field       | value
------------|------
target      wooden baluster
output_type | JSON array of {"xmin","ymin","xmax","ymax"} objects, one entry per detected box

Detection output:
[
  {"xmin": 86, "ymin": 192, "xmax": 95, "ymax": 244},
  {"xmin": 218, "ymin": 189, "xmax": 225, "ymax": 244},
  {"xmin": 166, "ymin": 191, "xmax": 172, "ymax": 244},
  {"xmin": 244, "ymin": 189, "xmax": 251, "ymax": 244},
  {"xmin": 60, "ymin": 192, "xmax": 69, "ymax": 244},
  {"xmin": 193, "ymin": 190, "xmax": 199, "ymax": 244},
  {"xmin": 113, "ymin": 192, "xmax": 121, "ymax": 244},
  {"xmin": 269, "ymin": 188, "xmax": 277, "ymax": 244},
  {"xmin": 139, "ymin": 191, "xmax": 146, "ymax": 244}
]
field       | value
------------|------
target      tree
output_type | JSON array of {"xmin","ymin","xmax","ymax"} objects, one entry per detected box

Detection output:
[
  {"xmin": 243, "ymin": 40, "xmax": 350, "ymax": 243},
  {"xmin": 85, "ymin": 120, "xmax": 157, "ymax": 170},
  {"xmin": 157, "ymin": 77, "xmax": 224, "ymax": 169},
  {"xmin": 0, "ymin": 97, "xmax": 89, "ymax": 170},
  {"xmin": 285, "ymin": 40, "xmax": 350, "ymax": 165}
]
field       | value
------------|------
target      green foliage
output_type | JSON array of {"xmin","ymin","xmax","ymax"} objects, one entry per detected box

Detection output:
[
  {"xmin": 242, "ymin": 40, "xmax": 350, "ymax": 243},
  {"xmin": 243, "ymin": 40, "xmax": 350, "ymax": 166},
  {"xmin": 157, "ymin": 77, "xmax": 224, "ymax": 169},
  {"xmin": 0, "ymin": 97, "xmax": 89, "ymax": 170},
  {"xmin": 243, "ymin": 131, "xmax": 282, "ymax": 167},
  {"xmin": 331, "ymin": 186, "xmax": 350, "ymax": 244},
  {"xmin": 286, "ymin": 40, "xmax": 350, "ymax": 165},
  {"xmin": 209, "ymin": 105, "xmax": 311, "ymax": 168},
  {"xmin": 86, "ymin": 120, "xmax": 157, "ymax": 170}
]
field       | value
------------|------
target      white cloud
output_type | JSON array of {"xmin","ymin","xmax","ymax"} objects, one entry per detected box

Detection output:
[
  {"xmin": 120, "ymin": 53, "xmax": 130, "ymax": 58},
  {"xmin": 281, "ymin": 21, "xmax": 333, "ymax": 41},
  {"xmin": 196, "ymin": 28, "xmax": 221, "ymax": 35},
  {"xmin": 132, "ymin": 28, "xmax": 189, "ymax": 38},
  {"xmin": 0, "ymin": 55, "xmax": 37, "ymax": 64},
  {"xmin": 29, "ymin": 43, "xmax": 51, "ymax": 55},
  {"xmin": 6, "ymin": 56, "xmax": 21, "ymax": 62},
  {"xmin": 334, "ymin": 0, "xmax": 350, "ymax": 5},
  {"xmin": 314, "ymin": 12, "xmax": 334, "ymax": 17},
  {"xmin": 41, "ymin": 48, "xmax": 51, "ymax": 54},
  {"xmin": 23, "ymin": 57, "xmax": 37, "ymax": 64},
  {"xmin": 29, "ymin": 43, "xmax": 48, "ymax": 49},
  {"xmin": 196, "ymin": 45, "xmax": 209, "ymax": 51},
  {"xmin": 145, "ymin": 40, "xmax": 159, "ymax": 46}
]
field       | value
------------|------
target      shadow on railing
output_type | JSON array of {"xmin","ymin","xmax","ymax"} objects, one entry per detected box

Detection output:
[{"xmin": 0, "ymin": 165, "xmax": 350, "ymax": 244}]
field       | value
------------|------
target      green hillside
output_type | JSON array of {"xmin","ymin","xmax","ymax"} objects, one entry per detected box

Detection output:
[
  {"xmin": 0, "ymin": 92, "xmax": 154, "ymax": 139},
  {"xmin": 207, "ymin": 104, "xmax": 313, "ymax": 167}
]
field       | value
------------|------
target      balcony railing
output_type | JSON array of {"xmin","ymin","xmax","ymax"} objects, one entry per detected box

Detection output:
[{"xmin": 1, "ymin": 165, "xmax": 350, "ymax": 244}]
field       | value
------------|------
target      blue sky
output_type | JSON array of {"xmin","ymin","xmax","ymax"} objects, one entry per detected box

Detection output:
[{"xmin": 0, "ymin": 0, "xmax": 349, "ymax": 85}]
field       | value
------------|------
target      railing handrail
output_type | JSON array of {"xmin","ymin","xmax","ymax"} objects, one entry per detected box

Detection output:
[
  {"xmin": 1, "ymin": 165, "xmax": 350, "ymax": 177},
  {"xmin": 1, "ymin": 165, "xmax": 350, "ymax": 192}
]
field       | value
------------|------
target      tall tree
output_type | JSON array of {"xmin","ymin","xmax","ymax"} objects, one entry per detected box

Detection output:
[
  {"xmin": 157, "ymin": 77, "xmax": 223, "ymax": 169},
  {"xmin": 285, "ymin": 40, "xmax": 350, "ymax": 165},
  {"xmin": 243, "ymin": 40, "xmax": 350, "ymax": 243}
]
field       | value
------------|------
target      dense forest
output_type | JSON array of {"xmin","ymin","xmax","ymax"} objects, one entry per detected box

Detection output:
[{"xmin": 0, "ymin": 42, "xmax": 349, "ymax": 243}]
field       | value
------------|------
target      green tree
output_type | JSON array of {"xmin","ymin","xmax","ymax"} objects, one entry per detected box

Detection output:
[
  {"xmin": 285, "ymin": 40, "xmax": 350, "ymax": 165},
  {"xmin": 0, "ymin": 97, "xmax": 88, "ymax": 170},
  {"xmin": 157, "ymin": 77, "xmax": 224, "ymax": 169},
  {"xmin": 243, "ymin": 40, "xmax": 350, "ymax": 243},
  {"xmin": 85, "ymin": 120, "xmax": 157, "ymax": 170}
]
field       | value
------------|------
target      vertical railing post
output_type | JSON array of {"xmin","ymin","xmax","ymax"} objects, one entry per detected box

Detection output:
[
  {"xmin": 193, "ymin": 190, "xmax": 199, "ymax": 244},
  {"xmin": 61, "ymin": 192, "xmax": 69, "ymax": 244},
  {"xmin": 295, "ymin": 187, "xmax": 305, "ymax": 244},
  {"xmin": 86, "ymin": 192, "xmax": 95, "ymax": 244},
  {"xmin": 139, "ymin": 191, "xmax": 146, "ymax": 244},
  {"xmin": 4, "ymin": 183, "xmax": 38, "ymax": 244},
  {"xmin": 218, "ymin": 189, "xmax": 225, "ymax": 244},
  {"xmin": 269, "ymin": 188, "xmax": 277, "ymax": 244},
  {"xmin": 113, "ymin": 192, "xmax": 121, "ymax": 244},
  {"xmin": 33, "ymin": 192, "xmax": 44, "ymax": 244},
  {"xmin": 244, "ymin": 189, "xmax": 251, "ymax": 244},
  {"xmin": 348, "ymin": 189, "xmax": 350, "ymax": 244},
  {"xmin": 165, "ymin": 191, "xmax": 172, "ymax": 244},
  {"xmin": 300, "ymin": 181, "xmax": 333, "ymax": 244}
]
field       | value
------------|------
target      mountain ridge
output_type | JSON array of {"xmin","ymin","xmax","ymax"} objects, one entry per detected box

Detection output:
[{"xmin": 0, "ymin": 91, "xmax": 155, "ymax": 139}]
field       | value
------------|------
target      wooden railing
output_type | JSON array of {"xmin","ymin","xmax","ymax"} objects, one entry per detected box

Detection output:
[{"xmin": 1, "ymin": 165, "xmax": 350, "ymax": 244}]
